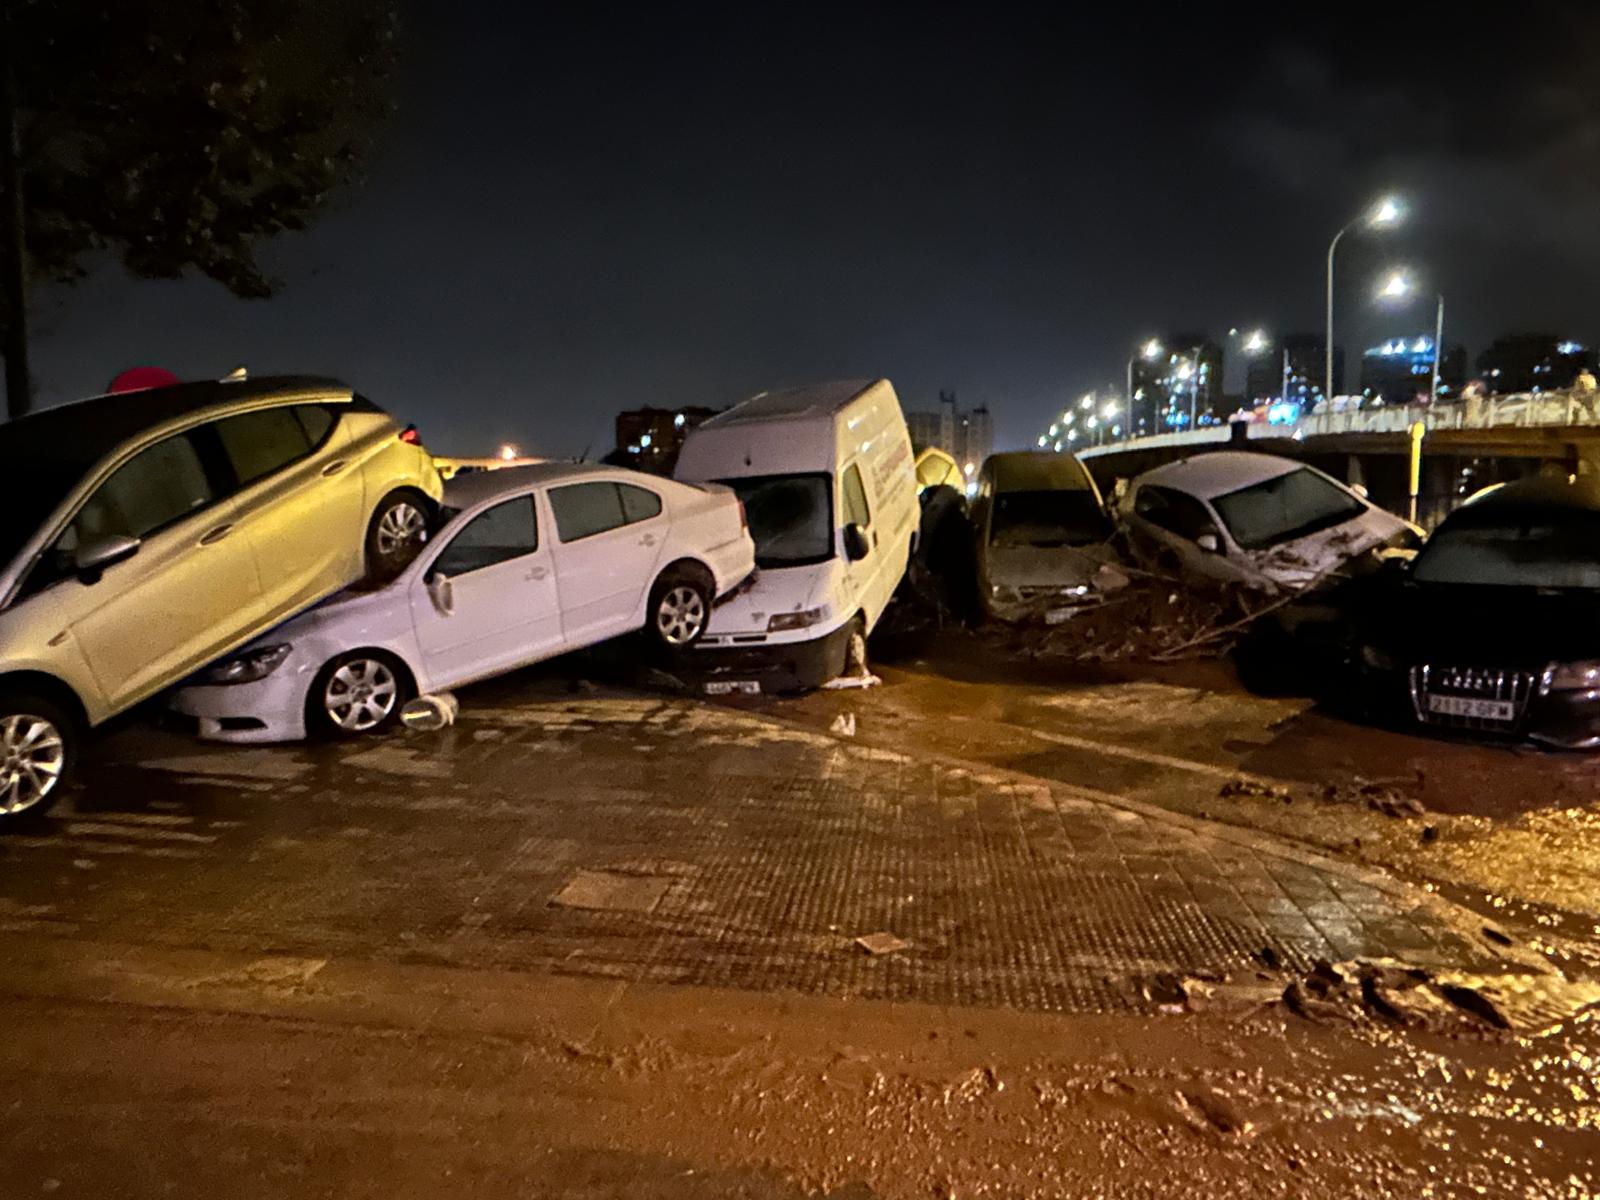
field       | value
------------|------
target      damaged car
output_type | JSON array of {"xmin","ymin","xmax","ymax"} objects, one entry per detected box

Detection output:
[
  {"xmin": 1316, "ymin": 474, "xmax": 1600, "ymax": 750},
  {"xmin": 171, "ymin": 463, "xmax": 754, "ymax": 741},
  {"xmin": 0, "ymin": 375, "xmax": 442, "ymax": 821},
  {"xmin": 1118, "ymin": 451, "xmax": 1418, "ymax": 592},
  {"xmin": 973, "ymin": 451, "xmax": 1126, "ymax": 623}
]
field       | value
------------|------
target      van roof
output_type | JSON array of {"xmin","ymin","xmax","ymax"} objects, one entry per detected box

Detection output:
[
  {"xmin": 986, "ymin": 451, "xmax": 1096, "ymax": 492},
  {"xmin": 698, "ymin": 379, "xmax": 884, "ymax": 428}
]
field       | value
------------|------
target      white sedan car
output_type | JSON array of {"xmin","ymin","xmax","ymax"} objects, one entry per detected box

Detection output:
[
  {"xmin": 1118, "ymin": 451, "xmax": 1420, "ymax": 592},
  {"xmin": 171, "ymin": 463, "xmax": 754, "ymax": 741}
]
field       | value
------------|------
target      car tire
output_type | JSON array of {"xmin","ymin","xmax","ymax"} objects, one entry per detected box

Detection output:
[
  {"xmin": 306, "ymin": 652, "xmax": 413, "ymax": 739},
  {"xmin": 365, "ymin": 489, "xmax": 432, "ymax": 583},
  {"xmin": 647, "ymin": 566, "xmax": 713, "ymax": 652},
  {"xmin": 0, "ymin": 688, "xmax": 77, "ymax": 828}
]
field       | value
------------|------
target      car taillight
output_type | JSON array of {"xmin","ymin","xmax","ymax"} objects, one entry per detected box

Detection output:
[{"xmin": 399, "ymin": 424, "xmax": 421, "ymax": 445}]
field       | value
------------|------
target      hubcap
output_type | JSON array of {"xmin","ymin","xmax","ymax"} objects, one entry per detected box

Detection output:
[
  {"xmin": 0, "ymin": 713, "xmax": 65, "ymax": 816},
  {"xmin": 656, "ymin": 586, "xmax": 706, "ymax": 646},
  {"xmin": 325, "ymin": 660, "xmax": 399, "ymax": 732},
  {"xmin": 375, "ymin": 502, "xmax": 427, "ymax": 559}
]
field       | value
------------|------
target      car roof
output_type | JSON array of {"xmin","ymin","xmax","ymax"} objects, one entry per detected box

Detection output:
[
  {"xmin": 985, "ymin": 451, "xmax": 1095, "ymax": 492},
  {"xmin": 441, "ymin": 461, "xmax": 663, "ymax": 508},
  {"xmin": 1446, "ymin": 473, "xmax": 1600, "ymax": 526},
  {"xmin": 0, "ymin": 375, "xmax": 353, "ymax": 471},
  {"xmin": 697, "ymin": 379, "xmax": 884, "ymax": 427},
  {"xmin": 1134, "ymin": 451, "xmax": 1303, "ymax": 500}
]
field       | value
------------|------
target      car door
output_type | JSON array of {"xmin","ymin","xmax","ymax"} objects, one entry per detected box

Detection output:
[
  {"xmin": 39, "ymin": 429, "xmax": 261, "ymax": 712},
  {"xmin": 547, "ymin": 480, "xmax": 667, "ymax": 643},
  {"xmin": 839, "ymin": 462, "xmax": 885, "ymax": 618},
  {"xmin": 207, "ymin": 403, "xmax": 367, "ymax": 622},
  {"xmin": 409, "ymin": 494, "xmax": 562, "ymax": 688},
  {"xmin": 1133, "ymin": 485, "xmax": 1233, "ymax": 581}
]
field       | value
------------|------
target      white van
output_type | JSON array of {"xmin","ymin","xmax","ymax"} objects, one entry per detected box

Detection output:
[{"xmin": 673, "ymin": 379, "xmax": 918, "ymax": 692}]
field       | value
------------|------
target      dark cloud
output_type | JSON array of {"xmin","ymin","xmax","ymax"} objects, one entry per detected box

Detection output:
[{"xmin": 26, "ymin": 1, "xmax": 1600, "ymax": 452}]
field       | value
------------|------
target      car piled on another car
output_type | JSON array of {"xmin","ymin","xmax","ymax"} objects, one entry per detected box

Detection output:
[
  {"xmin": 1118, "ymin": 451, "xmax": 1420, "ymax": 592},
  {"xmin": 171, "ymin": 462, "xmax": 756, "ymax": 742},
  {"xmin": 0, "ymin": 375, "xmax": 443, "ymax": 822}
]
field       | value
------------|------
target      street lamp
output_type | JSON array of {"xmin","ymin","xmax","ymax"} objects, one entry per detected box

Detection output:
[
  {"xmin": 1242, "ymin": 328, "xmax": 1269, "ymax": 355},
  {"xmin": 1327, "ymin": 195, "xmax": 1403, "ymax": 401},
  {"xmin": 1377, "ymin": 271, "xmax": 1446, "ymax": 404},
  {"xmin": 499, "ymin": 443, "xmax": 519, "ymax": 461}
]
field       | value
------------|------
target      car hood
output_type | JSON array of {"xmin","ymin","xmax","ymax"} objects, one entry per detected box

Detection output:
[
  {"xmin": 1247, "ymin": 507, "xmax": 1407, "ymax": 588},
  {"xmin": 983, "ymin": 542, "xmax": 1118, "ymax": 589},
  {"xmin": 1365, "ymin": 580, "xmax": 1600, "ymax": 668},
  {"xmin": 704, "ymin": 562, "xmax": 830, "ymax": 635}
]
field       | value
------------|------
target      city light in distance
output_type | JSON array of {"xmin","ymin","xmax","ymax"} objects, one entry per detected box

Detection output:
[
  {"xmin": 499, "ymin": 443, "xmax": 519, "ymax": 460},
  {"xmin": 1142, "ymin": 338, "xmax": 1163, "ymax": 360},
  {"xmin": 1080, "ymin": 394, "xmax": 1094, "ymax": 410},
  {"xmin": 1243, "ymin": 329, "xmax": 1269, "ymax": 353}
]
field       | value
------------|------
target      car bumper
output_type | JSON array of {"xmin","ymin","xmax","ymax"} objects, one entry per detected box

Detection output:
[
  {"xmin": 683, "ymin": 621, "xmax": 854, "ymax": 694},
  {"xmin": 169, "ymin": 668, "xmax": 312, "ymax": 743},
  {"xmin": 1377, "ymin": 665, "xmax": 1600, "ymax": 752},
  {"xmin": 1525, "ymin": 689, "xmax": 1600, "ymax": 750}
]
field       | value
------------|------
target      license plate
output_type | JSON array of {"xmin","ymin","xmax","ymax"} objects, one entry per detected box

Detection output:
[
  {"xmin": 703, "ymin": 679, "xmax": 761, "ymax": 696},
  {"xmin": 1426, "ymin": 694, "xmax": 1514, "ymax": 721}
]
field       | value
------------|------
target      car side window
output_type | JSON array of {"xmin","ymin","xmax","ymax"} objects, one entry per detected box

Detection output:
[
  {"xmin": 294, "ymin": 404, "xmax": 337, "ymax": 448},
  {"xmin": 1139, "ymin": 486, "xmax": 1216, "ymax": 542},
  {"xmin": 618, "ymin": 483, "xmax": 662, "ymax": 525},
  {"xmin": 431, "ymin": 497, "xmax": 538, "ymax": 577},
  {"xmin": 549, "ymin": 481, "xmax": 628, "ymax": 542},
  {"xmin": 24, "ymin": 433, "xmax": 216, "ymax": 595},
  {"xmin": 211, "ymin": 406, "xmax": 314, "ymax": 488},
  {"xmin": 842, "ymin": 464, "xmax": 872, "ymax": 528}
]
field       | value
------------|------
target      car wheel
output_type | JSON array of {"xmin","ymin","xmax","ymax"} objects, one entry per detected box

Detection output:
[
  {"xmin": 308, "ymin": 652, "xmax": 411, "ymax": 738},
  {"xmin": 365, "ymin": 489, "xmax": 431, "ymax": 582},
  {"xmin": 648, "ymin": 568, "xmax": 712, "ymax": 651},
  {"xmin": 0, "ymin": 689, "xmax": 76, "ymax": 826}
]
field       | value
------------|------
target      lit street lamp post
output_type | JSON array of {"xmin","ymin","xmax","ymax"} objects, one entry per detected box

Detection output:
[
  {"xmin": 1378, "ymin": 271, "xmax": 1446, "ymax": 404},
  {"xmin": 1326, "ymin": 197, "xmax": 1402, "ymax": 402}
]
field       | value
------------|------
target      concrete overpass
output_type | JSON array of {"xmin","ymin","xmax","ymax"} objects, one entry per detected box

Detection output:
[{"xmin": 1076, "ymin": 392, "xmax": 1600, "ymax": 525}]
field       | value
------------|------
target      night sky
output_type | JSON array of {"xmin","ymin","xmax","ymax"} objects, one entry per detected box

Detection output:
[{"xmin": 27, "ymin": 2, "xmax": 1600, "ymax": 455}]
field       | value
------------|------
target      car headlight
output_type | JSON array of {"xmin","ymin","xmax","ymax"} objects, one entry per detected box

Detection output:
[
  {"xmin": 1542, "ymin": 660, "xmax": 1600, "ymax": 693},
  {"xmin": 767, "ymin": 606, "xmax": 828, "ymax": 632},
  {"xmin": 201, "ymin": 644, "xmax": 293, "ymax": 685},
  {"xmin": 1359, "ymin": 643, "xmax": 1397, "ymax": 671}
]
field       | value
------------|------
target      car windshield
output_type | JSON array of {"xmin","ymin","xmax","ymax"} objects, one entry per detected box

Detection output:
[
  {"xmin": 1211, "ymin": 467, "xmax": 1366, "ymax": 551},
  {"xmin": 1412, "ymin": 514, "xmax": 1600, "ymax": 589},
  {"xmin": 716, "ymin": 473, "xmax": 833, "ymax": 568},
  {"xmin": 0, "ymin": 459, "xmax": 96, "ymax": 571},
  {"xmin": 989, "ymin": 489, "xmax": 1111, "ymax": 547}
]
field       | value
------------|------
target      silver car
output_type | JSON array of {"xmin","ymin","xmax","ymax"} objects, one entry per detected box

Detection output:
[{"xmin": 0, "ymin": 375, "xmax": 443, "ymax": 822}]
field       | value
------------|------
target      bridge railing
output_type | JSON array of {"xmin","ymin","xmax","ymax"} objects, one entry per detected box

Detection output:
[{"xmin": 1081, "ymin": 390, "xmax": 1600, "ymax": 457}]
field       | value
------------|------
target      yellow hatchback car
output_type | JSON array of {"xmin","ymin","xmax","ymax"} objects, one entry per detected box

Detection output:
[{"xmin": 0, "ymin": 375, "xmax": 443, "ymax": 821}]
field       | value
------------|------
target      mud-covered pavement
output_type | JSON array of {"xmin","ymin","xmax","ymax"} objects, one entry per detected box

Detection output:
[{"xmin": 1, "ymin": 646, "xmax": 1598, "ymax": 1198}]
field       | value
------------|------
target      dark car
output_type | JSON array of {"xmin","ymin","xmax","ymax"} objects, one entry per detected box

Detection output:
[{"xmin": 1310, "ymin": 475, "xmax": 1600, "ymax": 749}]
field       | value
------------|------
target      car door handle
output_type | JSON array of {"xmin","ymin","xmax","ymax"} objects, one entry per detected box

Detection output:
[
  {"xmin": 321, "ymin": 460, "xmax": 348, "ymax": 477},
  {"xmin": 199, "ymin": 523, "xmax": 233, "ymax": 546},
  {"xmin": 526, "ymin": 566, "xmax": 548, "ymax": 580},
  {"xmin": 640, "ymin": 534, "xmax": 657, "ymax": 547}
]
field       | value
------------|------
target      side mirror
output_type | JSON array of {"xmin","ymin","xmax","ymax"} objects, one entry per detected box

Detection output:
[
  {"xmin": 843, "ymin": 523, "xmax": 870, "ymax": 562},
  {"xmin": 426, "ymin": 572, "xmax": 455, "ymax": 615},
  {"xmin": 1196, "ymin": 532, "xmax": 1222, "ymax": 554},
  {"xmin": 74, "ymin": 534, "xmax": 140, "ymax": 584}
]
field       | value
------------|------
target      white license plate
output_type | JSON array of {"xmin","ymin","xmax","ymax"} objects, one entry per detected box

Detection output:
[
  {"xmin": 1426, "ymin": 694, "xmax": 1515, "ymax": 721},
  {"xmin": 703, "ymin": 679, "xmax": 761, "ymax": 696}
]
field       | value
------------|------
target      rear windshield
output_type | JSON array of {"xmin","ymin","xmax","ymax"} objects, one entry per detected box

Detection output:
[
  {"xmin": 989, "ymin": 489, "xmax": 1111, "ymax": 547},
  {"xmin": 717, "ymin": 473, "xmax": 834, "ymax": 568},
  {"xmin": 1211, "ymin": 467, "xmax": 1366, "ymax": 550},
  {"xmin": 1412, "ymin": 515, "xmax": 1600, "ymax": 589}
]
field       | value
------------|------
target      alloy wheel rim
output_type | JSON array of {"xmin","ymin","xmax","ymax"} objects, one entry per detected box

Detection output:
[
  {"xmin": 375, "ymin": 503, "xmax": 426, "ymax": 559},
  {"xmin": 657, "ymin": 586, "xmax": 706, "ymax": 645},
  {"xmin": 0, "ymin": 713, "xmax": 65, "ymax": 815},
  {"xmin": 325, "ymin": 660, "xmax": 399, "ymax": 732}
]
